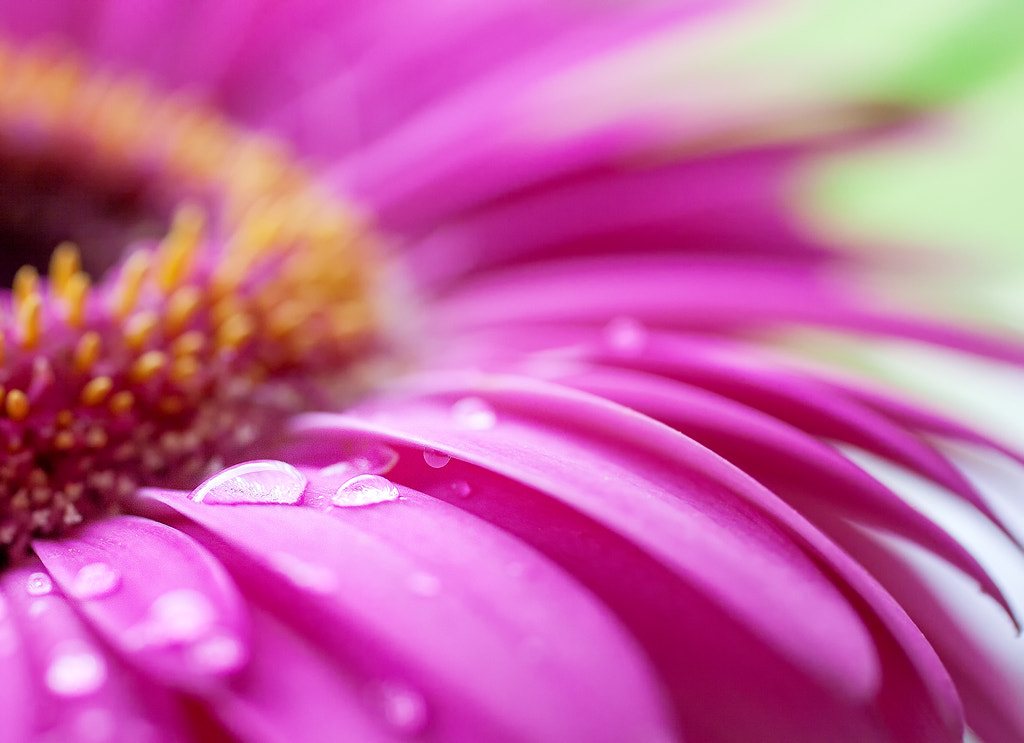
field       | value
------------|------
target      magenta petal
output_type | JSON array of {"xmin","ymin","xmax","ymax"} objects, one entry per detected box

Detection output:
[
  {"xmin": 2, "ymin": 561, "xmax": 188, "ymax": 742},
  {"xmin": 289, "ymin": 373, "xmax": 964, "ymax": 742},
  {"xmin": 142, "ymin": 485, "xmax": 677, "ymax": 743},
  {"xmin": 33, "ymin": 516, "xmax": 250, "ymax": 692},
  {"xmin": 0, "ymin": 584, "xmax": 33, "ymax": 743}
]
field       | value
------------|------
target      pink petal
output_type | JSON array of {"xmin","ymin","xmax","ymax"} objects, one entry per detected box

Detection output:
[
  {"xmin": 33, "ymin": 516, "xmax": 250, "ymax": 692},
  {"xmin": 140, "ymin": 482, "xmax": 677, "ymax": 743}
]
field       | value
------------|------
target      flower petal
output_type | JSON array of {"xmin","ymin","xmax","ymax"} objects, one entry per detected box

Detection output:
[{"xmin": 33, "ymin": 516, "xmax": 250, "ymax": 692}]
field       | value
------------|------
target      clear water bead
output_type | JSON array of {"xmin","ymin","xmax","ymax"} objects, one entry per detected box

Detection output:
[
  {"xmin": 376, "ymin": 680, "xmax": 429, "ymax": 735},
  {"xmin": 26, "ymin": 572, "xmax": 54, "ymax": 596},
  {"xmin": 451, "ymin": 397, "xmax": 497, "ymax": 431},
  {"xmin": 333, "ymin": 475, "xmax": 400, "ymax": 507},
  {"xmin": 422, "ymin": 449, "xmax": 451, "ymax": 469},
  {"xmin": 45, "ymin": 642, "xmax": 107, "ymax": 697},
  {"xmin": 70, "ymin": 563, "xmax": 121, "ymax": 600},
  {"xmin": 190, "ymin": 460, "xmax": 306, "ymax": 505},
  {"xmin": 449, "ymin": 480, "xmax": 473, "ymax": 499}
]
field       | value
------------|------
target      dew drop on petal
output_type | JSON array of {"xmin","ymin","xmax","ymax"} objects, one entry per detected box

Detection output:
[
  {"xmin": 187, "ymin": 633, "xmax": 246, "ymax": 675},
  {"xmin": 146, "ymin": 589, "xmax": 217, "ymax": 644},
  {"xmin": 603, "ymin": 316, "xmax": 648, "ymax": 355},
  {"xmin": 332, "ymin": 475, "xmax": 400, "ymax": 507},
  {"xmin": 269, "ymin": 552, "xmax": 338, "ymax": 595},
  {"xmin": 26, "ymin": 572, "xmax": 53, "ymax": 596},
  {"xmin": 70, "ymin": 563, "xmax": 121, "ymax": 600},
  {"xmin": 374, "ymin": 680, "xmax": 429, "ymax": 735},
  {"xmin": 190, "ymin": 460, "xmax": 306, "ymax": 505},
  {"xmin": 422, "ymin": 449, "xmax": 451, "ymax": 469},
  {"xmin": 319, "ymin": 444, "xmax": 400, "ymax": 483},
  {"xmin": 449, "ymin": 480, "xmax": 473, "ymax": 499},
  {"xmin": 451, "ymin": 397, "xmax": 497, "ymax": 431},
  {"xmin": 406, "ymin": 571, "xmax": 441, "ymax": 598},
  {"xmin": 45, "ymin": 642, "xmax": 107, "ymax": 697}
]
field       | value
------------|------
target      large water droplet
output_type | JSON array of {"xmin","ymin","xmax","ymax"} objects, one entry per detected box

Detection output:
[
  {"xmin": 332, "ymin": 475, "xmax": 400, "ymax": 507},
  {"xmin": 26, "ymin": 572, "xmax": 53, "ymax": 596},
  {"xmin": 269, "ymin": 552, "xmax": 338, "ymax": 595},
  {"xmin": 422, "ymin": 449, "xmax": 451, "ymax": 469},
  {"xmin": 70, "ymin": 563, "xmax": 121, "ymax": 600},
  {"xmin": 146, "ymin": 589, "xmax": 217, "ymax": 644},
  {"xmin": 603, "ymin": 316, "xmax": 648, "ymax": 355},
  {"xmin": 190, "ymin": 460, "xmax": 306, "ymax": 505},
  {"xmin": 45, "ymin": 642, "xmax": 107, "ymax": 697},
  {"xmin": 374, "ymin": 680, "xmax": 429, "ymax": 735},
  {"xmin": 451, "ymin": 397, "xmax": 497, "ymax": 431}
]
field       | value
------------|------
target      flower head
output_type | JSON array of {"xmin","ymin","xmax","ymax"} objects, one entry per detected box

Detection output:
[{"xmin": 0, "ymin": 2, "xmax": 1021, "ymax": 743}]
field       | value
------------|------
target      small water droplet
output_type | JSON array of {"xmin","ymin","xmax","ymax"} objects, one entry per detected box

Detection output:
[
  {"xmin": 332, "ymin": 475, "xmax": 400, "ymax": 507},
  {"xmin": 422, "ymin": 449, "xmax": 451, "ymax": 469},
  {"xmin": 45, "ymin": 642, "xmax": 107, "ymax": 697},
  {"xmin": 269, "ymin": 552, "xmax": 337, "ymax": 595},
  {"xmin": 27, "ymin": 572, "xmax": 53, "ymax": 596},
  {"xmin": 451, "ymin": 397, "xmax": 497, "ymax": 431},
  {"xmin": 375, "ymin": 680, "xmax": 429, "ymax": 735},
  {"xmin": 187, "ymin": 633, "xmax": 246, "ymax": 674},
  {"xmin": 603, "ymin": 316, "xmax": 648, "ymax": 355},
  {"xmin": 70, "ymin": 563, "xmax": 121, "ymax": 600},
  {"xmin": 146, "ymin": 589, "xmax": 217, "ymax": 644},
  {"xmin": 190, "ymin": 460, "xmax": 306, "ymax": 505},
  {"xmin": 406, "ymin": 571, "xmax": 441, "ymax": 598},
  {"xmin": 449, "ymin": 480, "xmax": 473, "ymax": 499}
]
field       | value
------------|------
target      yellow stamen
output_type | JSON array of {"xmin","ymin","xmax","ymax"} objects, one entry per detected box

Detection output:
[
  {"xmin": 130, "ymin": 351, "xmax": 167, "ymax": 382},
  {"xmin": 108, "ymin": 391, "xmax": 135, "ymax": 415},
  {"xmin": 73, "ymin": 331, "xmax": 102, "ymax": 373},
  {"xmin": 113, "ymin": 250, "xmax": 151, "ymax": 319},
  {"xmin": 48, "ymin": 242, "xmax": 81, "ymax": 294},
  {"xmin": 80, "ymin": 377, "xmax": 114, "ymax": 407},
  {"xmin": 165, "ymin": 286, "xmax": 202, "ymax": 333},
  {"xmin": 12, "ymin": 265, "xmax": 38, "ymax": 305},
  {"xmin": 5, "ymin": 390, "xmax": 29, "ymax": 421},
  {"xmin": 156, "ymin": 204, "xmax": 204, "ymax": 292},
  {"xmin": 16, "ymin": 290, "xmax": 42, "ymax": 349},
  {"xmin": 124, "ymin": 311, "xmax": 159, "ymax": 350},
  {"xmin": 62, "ymin": 271, "xmax": 91, "ymax": 327},
  {"xmin": 53, "ymin": 431, "xmax": 75, "ymax": 450}
]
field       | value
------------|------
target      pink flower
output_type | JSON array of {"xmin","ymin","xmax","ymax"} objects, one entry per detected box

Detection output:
[{"xmin": 0, "ymin": 2, "xmax": 1018, "ymax": 742}]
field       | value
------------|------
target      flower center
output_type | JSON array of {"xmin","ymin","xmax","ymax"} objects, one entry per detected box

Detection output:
[{"xmin": 0, "ymin": 41, "xmax": 381, "ymax": 559}]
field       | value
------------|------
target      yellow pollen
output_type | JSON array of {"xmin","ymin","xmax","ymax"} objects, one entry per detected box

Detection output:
[
  {"xmin": 62, "ymin": 271, "xmax": 91, "ymax": 327},
  {"xmin": 80, "ymin": 376, "xmax": 114, "ymax": 407},
  {"xmin": 48, "ymin": 242, "xmax": 81, "ymax": 294},
  {"xmin": 156, "ymin": 204, "xmax": 204, "ymax": 292},
  {"xmin": 113, "ymin": 250, "xmax": 151, "ymax": 319},
  {"xmin": 12, "ymin": 265, "xmax": 38, "ymax": 305},
  {"xmin": 124, "ymin": 311, "xmax": 159, "ymax": 350},
  {"xmin": 16, "ymin": 290, "xmax": 42, "ymax": 349},
  {"xmin": 73, "ymin": 331, "xmax": 102, "ymax": 372},
  {"xmin": 165, "ymin": 286, "xmax": 202, "ymax": 333},
  {"xmin": 172, "ymin": 330, "xmax": 206, "ymax": 358},
  {"xmin": 54, "ymin": 431, "xmax": 76, "ymax": 450},
  {"xmin": 216, "ymin": 313, "xmax": 255, "ymax": 350},
  {"xmin": 84, "ymin": 427, "xmax": 108, "ymax": 449},
  {"xmin": 5, "ymin": 390, "xmax": 29, "ymax": 421},
  {"xmin": 158, "ymin": 396, "xmax": 185, "ymax": 416},
  {"xmin": 130, "ymin": 350, "xmax": 167, "ymax": 382},
  {"xmin": 108, "ymin": 391, "xmax": 135, "ymax": 415},
  {"xmin": 56, "ymin": 410, "xmax": 74, "ymax": 427},
  {"xmin": 169, "ymin": 355, "xmax": 200, "ymax": 384}
]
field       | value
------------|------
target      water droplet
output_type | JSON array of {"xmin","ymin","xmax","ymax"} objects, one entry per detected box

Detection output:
[
  {"xmin": 332, "ymin": 475, "xmax": 400, "ymax": 507},
  {"xmin": 187, "ymin": 633, "xmax": 246, "ymax": 674},
  {"xmin": 375, "ymin": 680, "xmax": 429, "ymax": 735},
  {"xmin": 190, "ymin": 460, "xmax": 306, "ymax": 505},
  {"xmin": 451, "ymin": 397, "xmax": 497, "ymax": 431},
  {"xmin": 422, "ymin": 449, "xmax": 451, "ymax": 469},
  {"xmin": 269, "ymin": 552, "xmax": 337, "ymax": 595},
  {"xmin": 146, "ymin": 589, "xmax": 217, "ymax": 644},
  {"xmin": 406, "ymin": 571, "xmax": 441, "ymax": 598},
  {"xmin": 449, "ymin": 480, "xmax": 473, "ymax": 499},
  {"xmin": 319, "ymin": 444, "xmax": 400, "ymax": 483},
  {"xmin": 70, "ymin": 563, "xmax": 121, "ymax": 600},
  {"xmin": 45, "ymin": 642, "xmax": 107, "ymax": 697},
  {"xmin": 603, "ymin": 316, "xmax": 648, "ymax": 355},
  {"xmin": 27, "ymin": 572, "xmax": 53, "ymax": 596}
]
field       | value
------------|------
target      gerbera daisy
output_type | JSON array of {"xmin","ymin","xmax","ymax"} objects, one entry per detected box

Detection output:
[{"xmin": 0, "ymin": 1, "xmax": 1020, "ymax": 742}]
